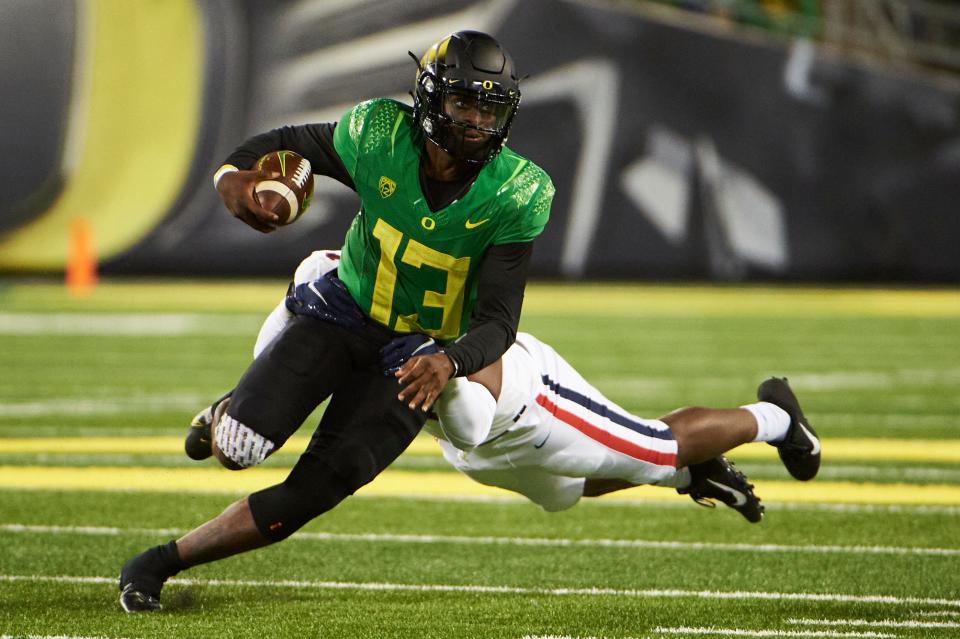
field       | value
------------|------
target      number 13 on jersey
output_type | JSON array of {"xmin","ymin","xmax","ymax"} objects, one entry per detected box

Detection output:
[{"xmin": 369, "ymin": 218, "xmax": 471, "ymax": 340}]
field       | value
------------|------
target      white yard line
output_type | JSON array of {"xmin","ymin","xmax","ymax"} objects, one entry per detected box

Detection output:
[
  {"xmin": 289, "ymin": 532, "xmax": 960, "ymax": 558},
  {"xmin": 3, "ymin": 523, "xmax": 959, "ymax": 558},
  {"xmin": 741, "ymin": 502, "xmax": 960, "ymax": 515},
  {"xmin": 788, "ymin": 618, "xmax": 960, "ymax": 629},
  {"xmin": 0, "ymin": 312, "xmax": 257, "ymax": 335},
  {"xmin": 789, "ymin": 370, "xmax": 960, "ymax": 390},
  {"xmin": 0, "ymin": 636, "xmax": 137, "ymax": 639},
  {"xmin": 0, "ymin": 395, "xmax": 206, "ymax": 417},
  {"xmin": 0, "ymin": 524, "xmax": 186, "ymax": 536},
  {"xmin": 654, "ymin": 627, "xmax": 895, "ymax": 638},
  {"xmin": 522, "ymin": 635, "xmax": 896, "ymax": 639},
  {"xmin": 595, "ymin": 371, "xmax": 960, "ymax": 396},
  {"xmin": 1, "ymin": 574, "xmax": 958, "ymax": 608}
]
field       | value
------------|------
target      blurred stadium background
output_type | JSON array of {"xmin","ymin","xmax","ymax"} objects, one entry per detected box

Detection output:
[
  {"xmin": 2, "ymin": 0, "xmax": 959, "ymax": 282},
  {"xmin": 2, "ymin": 1, "xmax": 960, "ymax": 637}
]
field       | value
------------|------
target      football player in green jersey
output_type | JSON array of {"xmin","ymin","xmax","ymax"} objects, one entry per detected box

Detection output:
[{"xmin": 118, "ymin": 31, "xmax": 555, "ymax": 613}]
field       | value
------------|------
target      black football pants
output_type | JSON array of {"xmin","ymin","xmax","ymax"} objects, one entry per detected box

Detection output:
[{"xmin": 229, "ymin": 314, "xmax": 426, "ymax": 541}]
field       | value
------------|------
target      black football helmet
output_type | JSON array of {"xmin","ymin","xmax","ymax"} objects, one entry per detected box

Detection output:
[{"xmin": 412, "ymin": 30, "xmax": 521, "ymax": 164}]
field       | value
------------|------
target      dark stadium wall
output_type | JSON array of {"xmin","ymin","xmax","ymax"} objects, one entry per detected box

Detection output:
[
  {"xmin": 2, "ymin": 0, "xmax": 958, "ymax": 282},
  {"xmin": 0, "ymin": 0, "xmax": 76, "ymax": 236}
]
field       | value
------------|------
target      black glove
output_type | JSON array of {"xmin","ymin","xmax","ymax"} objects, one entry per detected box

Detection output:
[
  {"xmin": 284, "ymin": 274, "xmax": 366, "ymax": 331},
  {"xmin": 379, "ymin": 334, "xmax": 441, "ymax": 376}
]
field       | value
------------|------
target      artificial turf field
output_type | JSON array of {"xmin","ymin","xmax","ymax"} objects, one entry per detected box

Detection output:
[{"xmin": 1, "ymin": 280, "xmax": 958, "ymax": 639}]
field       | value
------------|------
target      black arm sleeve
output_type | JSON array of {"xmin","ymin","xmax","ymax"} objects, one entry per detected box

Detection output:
[
  {"xmin": 443, "ymin": 242, "xmax": 533, "ymax": 377},
  {"xmin": 222, "ymin": 123, "xmax": 355, "ymax": 191}
]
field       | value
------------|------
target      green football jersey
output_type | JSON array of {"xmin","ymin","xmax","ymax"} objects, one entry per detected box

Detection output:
[{"xmin": 333, "ymin": 98, "xmax": 554, "ymax": 341}]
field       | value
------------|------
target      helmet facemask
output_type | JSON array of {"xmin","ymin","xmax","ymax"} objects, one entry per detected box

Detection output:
[{"xmin": 412, "ymin": 31, "xmax": 521, "ymax": 165}]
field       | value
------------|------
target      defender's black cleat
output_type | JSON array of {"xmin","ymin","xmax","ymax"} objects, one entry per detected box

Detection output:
[
  {"xmin": 758, "ymin": 377, "xmax": 820, "ymax": 481},
  {"xmin": 118, "ymin": 541, "xmax": 184, "ymax": 613},
  {"xmin": 184, "ymin": 392, "xmax": 231, "ymax": 461},
  {"xmin": 678, "ymin": 456, "xmax": 764, "ymax": 523}
]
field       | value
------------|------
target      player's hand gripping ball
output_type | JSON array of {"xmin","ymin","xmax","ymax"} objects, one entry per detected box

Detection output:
[{"xmin": 254, "ymin": 151, "xmax": 314, "ymax": 225}]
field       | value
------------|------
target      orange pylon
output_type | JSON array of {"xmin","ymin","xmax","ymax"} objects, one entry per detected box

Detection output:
[{"xmin": 66, "ymin": 218, "xmax": 98, "ymax": 296}]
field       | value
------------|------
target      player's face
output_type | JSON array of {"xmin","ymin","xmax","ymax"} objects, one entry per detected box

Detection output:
[
  {"xmin": 443, "ymin": 92, "xmax": 497, "ymax": 144},
  {"xmin": 432, "ymin": 88, "xmax": 515, "ymax": 164}
]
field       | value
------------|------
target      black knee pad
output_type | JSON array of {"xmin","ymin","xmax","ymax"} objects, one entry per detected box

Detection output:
[
  {"xmin": 248, "ymin": 456, "xmax": 352, "ymax": 541},
  {"xmin": 247, "ymin": 372, "xmax": 426, "ymax": 542},
  {"xmin": 307, "ymin": 429, "xmax": 388, "ymax": 489}
]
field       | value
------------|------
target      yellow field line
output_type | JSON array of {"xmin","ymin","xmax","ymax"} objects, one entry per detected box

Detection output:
[
  {"xmin": 0, "ymin": 435, "xmax": 435, "ymax": 456},
  {"xmin": 1, "ymin": 465, "xmax": 958, "ymax": 505},
  {"xmin": 3, "ymin": 436, "xmax": 960, "ymax": 463},
  {"xmin": 727, "ymin": 438, "xmax": 960, "ymax": 463},
  {"xmin": 523, "ymin": 285, "xmax": 960, "ymax": 318},
  {"xmin": 4, "ymin": 282, "xmax": 959, "ymax": 316}
]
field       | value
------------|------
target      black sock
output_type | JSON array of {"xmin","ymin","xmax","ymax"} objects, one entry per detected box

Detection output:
[
  {"xmin": 158, "ymin": 540, "xmax": 188, "ymax": 574},
  {"xmin": 119, "ymin": 540, "xmax": 187, "ymax": 597}
]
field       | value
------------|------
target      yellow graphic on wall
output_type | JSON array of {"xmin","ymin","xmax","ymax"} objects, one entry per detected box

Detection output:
[{"xmin": 0, "ymin": 0, "xmax": 201, "ymax": 270}]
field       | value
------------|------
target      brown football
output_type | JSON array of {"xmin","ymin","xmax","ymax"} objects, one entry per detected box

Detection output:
[{"xmin": 254, "ymin": 150, "xmax": 314, "ymax": 225}]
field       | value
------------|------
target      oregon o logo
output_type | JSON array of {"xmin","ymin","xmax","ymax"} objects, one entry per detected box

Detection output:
[
  {"xmin": 482, "ymin": 80, "xmax": 493, "ymax": 90},
  {"xmin": 421, "ymin": 216, "xmax": 436, "ymax": 231}
]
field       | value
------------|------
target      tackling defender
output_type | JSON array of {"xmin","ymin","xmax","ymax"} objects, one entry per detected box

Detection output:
[
  {"xmin": 411, "ymin": 336, "xmax": 817, "ymax": 517},
  {"xmin": 192, "ymin": 250, "xmax": 821, "ymax": 522},
  {"xmin": 119, "ymin": 30, "xmax": 552, "ymax": 612}
]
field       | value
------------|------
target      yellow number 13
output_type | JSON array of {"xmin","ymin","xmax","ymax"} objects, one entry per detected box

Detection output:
[{"xmin": 370, "ymin": 218, "xmax": 470, "ymax": 339}]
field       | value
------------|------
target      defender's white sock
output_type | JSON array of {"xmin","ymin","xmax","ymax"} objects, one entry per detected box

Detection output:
[
  {"xmin": 742, "ymin": 402, "xmax": 791, "ymax": 443},
  {"xmin": 656, "ymin": 467, "xmax": 692, "ymax": 489}
]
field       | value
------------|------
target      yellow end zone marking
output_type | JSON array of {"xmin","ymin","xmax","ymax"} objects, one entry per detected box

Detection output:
[
  {"xmin": 4, "ymin": 282, "xmax": 959, "ymax": 316},
  {"xmin": 2, "ymin": 466, "xmax": 960, "ymax": 505},
  {"xmin": 728, "ymin": 438, "xmax": 960, "ymax": 463},
  {"xmin": 0, "ymin": 435, "xmax": 437, "ymax": 456},
  {"xmin": 523, "ymin": 285, "xmax": 960, "ymax": 318},
  {"xmin": 4, "ymin": 436, "xmax": 960, "ymax": 463}
]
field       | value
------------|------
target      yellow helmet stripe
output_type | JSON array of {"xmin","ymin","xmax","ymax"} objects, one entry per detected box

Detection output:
[
  {"xmin": 437, "ymin": 35, "xmax": 450, "ymax": 63},
  {"xmin": 420, "ymin": 36, "xmax": 451, "ymax": 67}
]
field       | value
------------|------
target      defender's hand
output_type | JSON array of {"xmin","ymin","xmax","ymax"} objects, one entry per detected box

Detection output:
[
  {"xmin": 396, "ymin": 352, "xmax": 455, "ymax": 412},
  {"xmin": 380, "ymin": 334, "xmax": 441, "ymax": 376},
  {"xmin": 285, "ymin": 275, "xmax": 366, "ymax": 330},
  {"xmin": 217, "ymin": 169, "xmax": 281, "ymax": 233}
]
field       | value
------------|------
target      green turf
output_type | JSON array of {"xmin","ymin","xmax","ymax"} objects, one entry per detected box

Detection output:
[{"xmin": 1, "ymin": 280, "xmax": 959, "ymax": 638}]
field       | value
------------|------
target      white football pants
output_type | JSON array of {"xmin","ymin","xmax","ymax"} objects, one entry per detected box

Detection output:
[{"xmin": 428, "ymin": 333, "xmax": 681, "ymax": 511}]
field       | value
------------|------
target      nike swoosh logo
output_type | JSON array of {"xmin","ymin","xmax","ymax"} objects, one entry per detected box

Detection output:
[
  {"xmin": 465, "ymin": 218, "xmax": 490, "ymax": 229},
  {"xmin": 799, "ymin": 422, "xmax": 821, "ymax": 455},
  {"xmin": 411, "ymin": 338, "xmax": 437, "ymax": 356},
  {"xmin": 307, "ymin": 281, "xmax": 328, "ymax": 306},
  {"xmin": 533, "ymin": 432, "xmax": 551, "ymax": 449},
  {"xmin": 705, "ymin": 479, "xmax": 747, "ymax": 507}
]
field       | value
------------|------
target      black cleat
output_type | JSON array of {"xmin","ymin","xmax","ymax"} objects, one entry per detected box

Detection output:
[
  {"xmin": 678, "ymin": 456, "xmax": 764, "ymax": 523},
  {"xmin": 758, "ymin": 377, "xmax": 820, "ymax": 481},
  {"xmin": 118, "ymin": 543, "xmax": 181, "ymax": 613},
  {"xmin": 184, "ymin": 393, "xmax": 231, "ymax": 461},
  {"xmin": 119, "ymin": 582, "xmax": 161, "ymax": 613}
]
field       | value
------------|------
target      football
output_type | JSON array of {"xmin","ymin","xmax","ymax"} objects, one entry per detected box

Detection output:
[{"xmin": 254, "ymin": 150, "xmax": 314, "ymax": 225}]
